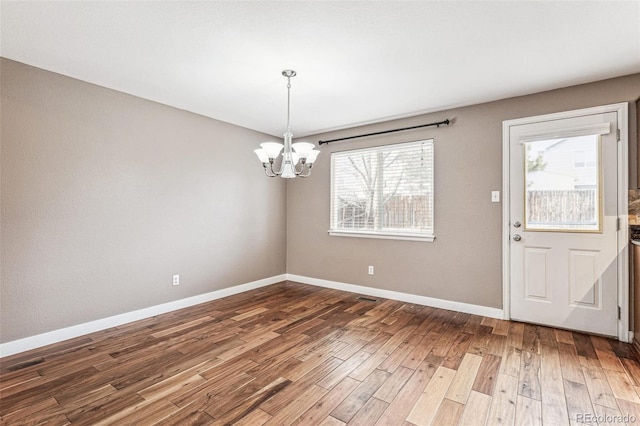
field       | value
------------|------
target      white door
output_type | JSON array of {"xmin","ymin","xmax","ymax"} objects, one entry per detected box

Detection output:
[{"xmin": 508, "ymin": 110, "xmax": 619, "ymax": 336}]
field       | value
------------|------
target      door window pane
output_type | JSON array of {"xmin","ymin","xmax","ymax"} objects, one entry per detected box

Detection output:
[{"xmin": 524, "ymin": 135, "xmax": 601, "ymax": 232}]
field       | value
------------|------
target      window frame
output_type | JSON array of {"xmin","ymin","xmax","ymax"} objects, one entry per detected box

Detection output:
[{"xmin": 328, "ymin": 139, "xmax": 435, "ymax": 242}]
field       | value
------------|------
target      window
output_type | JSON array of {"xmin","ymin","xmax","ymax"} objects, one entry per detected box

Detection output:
[
  {"xmin": 329, "ymin": 139, "xmax": 434, "ymax": 241},
  {"xmin": 525, "ymin": 135, "xmax": 601, "ymax": 232}
]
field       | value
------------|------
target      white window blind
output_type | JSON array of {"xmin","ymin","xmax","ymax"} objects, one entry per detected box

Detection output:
[{"xmin": 329, "ymin": 139, "xmax": 434, "ymax": 241}]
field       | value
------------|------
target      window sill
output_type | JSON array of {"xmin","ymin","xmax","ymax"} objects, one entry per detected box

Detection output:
[{"xmin": 328, "ymin": 230, "xmax": 435, "ymax": 242}]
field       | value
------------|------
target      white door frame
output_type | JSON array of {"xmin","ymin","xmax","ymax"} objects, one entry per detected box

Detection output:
[{"xmin": 502, "ymin": 102, "xmax": 630, "ymax": 342}]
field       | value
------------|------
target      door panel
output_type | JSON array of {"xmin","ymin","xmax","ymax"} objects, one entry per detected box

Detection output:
[
  {"xmin": 523, "ymin": 247, "xmax": 550, "ymax": 300},
  {"xmin": 569, "ymin": 249, "xmax": 599, "ymax": 307},
  {"xmin": 509, "ymin": 111, "xmax": 618, "ymax": 336}
]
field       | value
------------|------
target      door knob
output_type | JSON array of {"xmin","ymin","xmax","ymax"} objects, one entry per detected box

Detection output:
[
  {"xmin": 513, "ymin": 234, "xmax": 521, "ymax": 241},
  {"xmin": 513, "ymin": 221, "xmax": 521, "ymax": 228}
]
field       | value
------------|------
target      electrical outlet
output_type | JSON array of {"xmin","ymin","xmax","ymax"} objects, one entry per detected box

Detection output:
[
  {"xmin": 368, "ymin": 266, "xmax": 374, "ymax": 275},
  {"xmin": 491, "ymin": 191, "xmax": 500, "ymax": 203},
  {"xmin": 172, "ymin": 275, "xmax": 180, "ymax": 286}
]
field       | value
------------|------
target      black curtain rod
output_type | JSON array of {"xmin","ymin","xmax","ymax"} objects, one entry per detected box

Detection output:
[{"xmin": 318, "ymin": 119, "xmax": 450, "ymax": 145}]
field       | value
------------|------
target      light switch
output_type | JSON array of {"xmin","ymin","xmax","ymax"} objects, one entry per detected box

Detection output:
[{"xmin": 491, "ymin": 191, "xmax": 500, "ymax": 202}]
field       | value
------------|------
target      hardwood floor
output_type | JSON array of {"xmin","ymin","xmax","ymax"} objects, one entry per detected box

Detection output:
[{"xmin": 2, "ymin": 281, "xmax": 640, "ymax": 425}]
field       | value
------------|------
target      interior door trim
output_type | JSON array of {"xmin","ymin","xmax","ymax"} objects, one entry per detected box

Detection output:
[{"xmin": 502, "ymin": 102, "xmax": 630, "ymax": 342}]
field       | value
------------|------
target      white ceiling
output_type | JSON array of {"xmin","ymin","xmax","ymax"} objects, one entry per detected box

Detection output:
[{"xmin": 1, "ymin": 1, "xmax": 639, "ymax": 137}]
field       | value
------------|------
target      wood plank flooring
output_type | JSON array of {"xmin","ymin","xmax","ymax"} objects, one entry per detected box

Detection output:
[{"xmin": 2, "ymin": 281, "xmax": 640, "ymax": 425}]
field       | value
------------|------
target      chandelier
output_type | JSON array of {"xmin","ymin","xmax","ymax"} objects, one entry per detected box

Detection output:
[{"xmin": 254, "ymin": 70, "xmax": 320, "ymax": 178}]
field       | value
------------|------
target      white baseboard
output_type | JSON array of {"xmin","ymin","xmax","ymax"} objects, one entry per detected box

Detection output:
[
  {"xmin": 287, "ymin": 274, "xmax": 504, "ymax": 319},
  {"xmin": 1, "ymin": 273, "xmax": 505, "ymax": 358},
  {"xmin": 0, "ymin": 274, "xmax": 286, "ymax": 358}
]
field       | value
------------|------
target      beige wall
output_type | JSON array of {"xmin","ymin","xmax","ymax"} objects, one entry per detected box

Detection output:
[
  {"xmin": 287, "ymin": 73, "xmax": 640, "ymax": 309},
  {"xmin": 2, "ymin": 58, "xmax": 639, "ymax": 345},
  {"xmin": 0, "ymin": 59, "xmax": 287, "ymax": 343}
]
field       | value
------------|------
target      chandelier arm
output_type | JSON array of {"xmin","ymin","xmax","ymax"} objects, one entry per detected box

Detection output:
[
  {"xmin": 293, "ymin": 160, "xmax": 305, "ymax": 176},
  {"xmin": 265, "ymin": 161, "xmax": 280, "ymax": 177},
  {"xmin": 275, "ymin": 158, "xmax": 285, "ymax": 176},
  {"xmin": 273, "ymin": 161, "xmax": 284, "ymax": 177},
  {"xmin": 262, "ymin": 164, "xmax": 275, "ymax": 177},
  {"xmin": 296, "ymin": 161, "xmax": 313, "ymax": 177}
]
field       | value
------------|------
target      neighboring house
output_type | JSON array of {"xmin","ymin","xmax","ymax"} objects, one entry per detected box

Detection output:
[{"xmin": 527, "ymin": 135, "xmax": 598, "ymax": 191}]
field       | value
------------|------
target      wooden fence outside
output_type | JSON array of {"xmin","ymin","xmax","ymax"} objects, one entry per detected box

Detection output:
[
  {"xmin": 336, "ymin": 195, "xmax": 432, "ymax": 230},
  {"xmin": 526, "ymin": 189, "xmax": 597, "ymax": 228}
]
